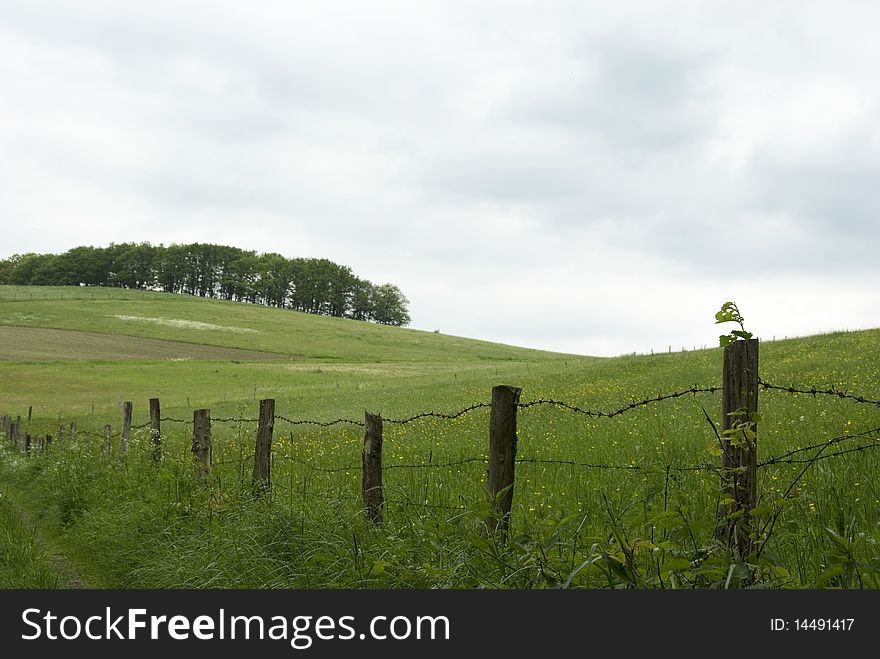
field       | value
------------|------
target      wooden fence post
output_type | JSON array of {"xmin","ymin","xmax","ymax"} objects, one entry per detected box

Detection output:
[
  {"xmin": 14, "ymin": 416, "xmax": 21, "ymax": 452},
  {"xmin": 44, "ymin": 434, "xmax": 52, "ymax": 449},
  {"xmin": 252, "ymin": 399, "xmax": 275, "ymax": 497},
  {"xmin": 103, "ymin": 425, "xmax": 111, "ymax": 461},
  {"xmin": 149, "ymin": 398, "xmax": 162, "ymax": 463},
  {"xmin": 70, "ymin": 422, "xmax": 77, "ymax": 444},
  {"xmin": 192, "ymin": 409, "xmax": 212, "ymax": 481},
  {"xmin": 25, "ymin": 433, "xmax": 31, "ymax": 455},
  {"xmin": 362, "ymin": 411, "xmax": 384, "ymax": 524},
  {"xmin": 718, "ymin": 338, "xmax": 759, "ymax": 558},
  {"xmin": 487, "ymin": 385, "xmax": 521, "ymax": 538},
  {"xmin": 118, "ymin": 401, "xmax": 133, "ymax": 457}
]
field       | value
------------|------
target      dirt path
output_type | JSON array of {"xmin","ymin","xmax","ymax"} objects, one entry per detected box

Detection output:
[{"xmin": 11, "ymin": 493, "xmax": 87, "ymax": 589}]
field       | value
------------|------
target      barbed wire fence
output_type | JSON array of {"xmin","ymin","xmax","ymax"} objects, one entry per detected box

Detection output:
[
  {"xmin": 3, "ymin": 341, "xmax": 880, "ymax": 556},
  {"xmin": 5, "ymin": 384, "xmax": 879, "ymax": 469}
]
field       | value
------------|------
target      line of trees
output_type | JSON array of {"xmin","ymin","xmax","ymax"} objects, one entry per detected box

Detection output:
[{"xmin": 0, "ymin": 243, "xmax": 411, "ymax": 326}]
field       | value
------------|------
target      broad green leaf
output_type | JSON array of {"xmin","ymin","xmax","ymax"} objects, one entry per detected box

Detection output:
[{"xmin": 661, "ymin": 558, "xmax": 692, "ymax": 572}]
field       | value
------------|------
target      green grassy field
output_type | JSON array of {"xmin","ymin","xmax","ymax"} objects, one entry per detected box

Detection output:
[{"xmin": 1, "ymin": 285, "xmax": 879, "ymax": 588}]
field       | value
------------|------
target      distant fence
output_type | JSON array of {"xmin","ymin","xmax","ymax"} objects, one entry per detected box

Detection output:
[{"xmin": 4, "ymin": 339, "xmax": 880, "ymax": 559}]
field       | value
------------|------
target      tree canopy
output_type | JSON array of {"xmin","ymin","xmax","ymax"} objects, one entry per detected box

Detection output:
[{"xmin": 0, "ymin": 243, "xmax": 411, "ymax": 326}]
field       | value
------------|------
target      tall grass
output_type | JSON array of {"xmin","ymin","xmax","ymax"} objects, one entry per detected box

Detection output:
[
  {"xmin": 4, "ymin": 361, "xmax": 879, "ymax": 588},
  {"xmin": 0, "ymin": 455, "xmax": 62, "ymax": 588}
]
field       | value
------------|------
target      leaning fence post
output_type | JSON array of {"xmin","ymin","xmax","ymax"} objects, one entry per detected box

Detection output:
[
  {"xmin": 252, "ymin": 399, "xmax": 275, "ymax": 497},
  {"xmin": 103, "ymin": 424, "xmax": 111, "ymax": 461},
  {"xmin": 192, "ymin": 409, "xmax": 212, "ymax": 481},
  {"xmin": 718, "ymin": 338, "xmax": 759, "ymax": 558},
  {"xmin": 149, "ymin": 398, "xmax": 162, "ymax": 463},
  {"xmin": 362, "ymin": 411, "xmax": 384, "ymax": 524},
  {"xmin": 487, "ymin": 385, "xmax": 522, "ymax": 538},
  {"xmin": 119, "ymin": 401, "xmax": 133, "ymax": 457}
]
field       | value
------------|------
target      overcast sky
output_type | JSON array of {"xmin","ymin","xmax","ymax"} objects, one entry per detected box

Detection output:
[{"xmin": 1, "ymin": 1, "xmax": 878, "ymax": 356}]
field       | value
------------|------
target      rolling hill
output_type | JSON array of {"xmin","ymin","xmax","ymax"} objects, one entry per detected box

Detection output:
[
  {"xmin": 0, "ymin": 285, "xmax": 571, "ymax": 363},
  {"xmin": 1, "ymin": 285, "xmax": 879, "ymax": 590}
]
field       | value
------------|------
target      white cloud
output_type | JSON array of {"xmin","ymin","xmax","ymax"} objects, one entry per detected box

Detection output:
[{"xmin": 1, "ymin": 0, "xmax": 879, "ymax": 355}]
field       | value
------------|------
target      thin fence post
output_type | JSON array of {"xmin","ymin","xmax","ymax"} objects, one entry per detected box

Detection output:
[
  {"xmin": 718, "ymin": 338, "xmax": 759, "ymax": 559},
  {"xmin": 14, "ymin": 416, "xmax": 21, "ymax": 452},
  {"xmin": 487, "ymin": 384, "xmax": 521, "ymax": 538},
  {"xmin": 192, "ymin": 409, "xmax": 212, "ymax": 481},
  {"xmin": 252, "ymin": 399, "xmax": 275, "ymax": 497},
  {"xmin": 119, "ymin": 401, "xmax": 133, "ymax": 457},
  {"xmin": 25, "ymin": 433, "xmax": 31, "ymax": 455},
  {"xmin": 362, "ymin": 411, "xmax": 384, "ymax": 524},
  {"xmin": 45, "ymin": 434, "xmax": 52, "ymax": 449},
  {"xmin": 149, "ymin": 398, "xmax": 162, "ymax": 463},
  {"xmin": 70, "ymin": 422, "xmax": 77, "ymax": 444},
  {"xmin": 103, "ymin": 425, "xmax": 111, "ymax": 461}
]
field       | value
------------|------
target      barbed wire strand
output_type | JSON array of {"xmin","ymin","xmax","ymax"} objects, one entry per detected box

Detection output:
[
  {"xmin": 385, "ymin": 403, "xmax": 491, "ymax": 425},
  {"xmin": 761, "ymin": 442, "xmax": 880, "ymax": 467},
  {"xmin": 758, "ymin": 426, "xmax": 880, "ymax": 467},
  {"xmin": 758, "ymin": 379, "xmax": 880, "ymax": 407},
  {"xmin": 274, "ymin": 415, "xmax": 364, "ymax": 428},
  {"xmin": 518, "ymin": 385, "xmax": 721, "ymax": 419}
]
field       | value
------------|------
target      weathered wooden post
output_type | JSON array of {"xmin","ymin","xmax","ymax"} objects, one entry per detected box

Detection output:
[
  {"xmin": 362, "ymin": 411, "xmax": 384, "ymax": 524},
  {"xmin": 192, "ymin": 409, "xmax": 212, "ymax": 481},
  {"xmin": 70, "ymin": 422, "xmax": 77, "ymax": 444},
  {"xmin": 118, "ymin": 401, "xmax": 133, "ymax": 457},
  {"xmin": 252, "ymin": 399, "xmax": 275, "ymax": 497},
  {"xmin": 717, "ymin": 338, "xmax": 759, "ymax": 559},
  {"xmin": 103, "ymin": 425, "xmax": 112, "ymax": 461},
  {"xmin": 25, "ymin": 433, "xmax": 31, "ymax": 455},
  {"xmin": 149, "ymin": 398, "xmax": 162, "ymax": 463},
  {"xmin": 487, "ymin": 385, "xmax": 521, "ymax": 538},
  {"xmin": 44, "ymin": 434, "xmax": 52, "ymax": 449}
]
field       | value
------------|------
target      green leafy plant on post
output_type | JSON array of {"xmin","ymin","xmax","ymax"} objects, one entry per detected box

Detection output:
[
  {"xmin": 714, "ymin": 301, "xmax": 758, "ymax": 451},
  {"xmin": 715, "ymin": 301, "xmax": 752, "ymax": 347}
]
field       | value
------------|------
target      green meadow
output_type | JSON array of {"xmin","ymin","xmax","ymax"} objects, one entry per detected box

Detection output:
[{"xmin": 1, "ymin": 285, "xmax": 878, "ymax": 588}]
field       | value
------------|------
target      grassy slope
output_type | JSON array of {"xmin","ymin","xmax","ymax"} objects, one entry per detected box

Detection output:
[
  {"xmin": 0, "ymin": 283, "xmax": 878, "ymax": 436},
  {"xmin": 0, "ymin": 285, "xmax": 569, "ymax": 362},
  {"xmin": 1, "ymin": 285, "xmax": 879, "ymax": 588},
  {"xmin": 0, "ymin": 285, "xmax": 577, "ymax": 422},
  {"xmin": 0, "ymin": 326, "xmax": 293, "ymax": 362}
]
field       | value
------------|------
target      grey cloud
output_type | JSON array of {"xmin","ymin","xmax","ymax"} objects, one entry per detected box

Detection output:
[
  {"xmin": 506, "ymin": 39, "xmax": 714, "ymax": 154},
  {"xmin": 2, "ymin": 1, "xmax": 879, "ymax": 355}
]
